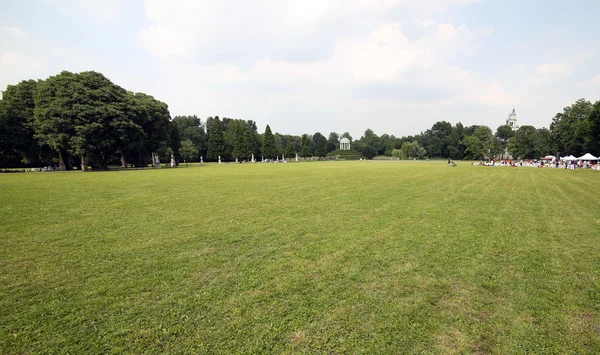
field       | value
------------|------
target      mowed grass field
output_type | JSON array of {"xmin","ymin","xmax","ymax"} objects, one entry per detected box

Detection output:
[{"xmin": 1, "ymin": 161, "xmax": 600, "ymax": 354}]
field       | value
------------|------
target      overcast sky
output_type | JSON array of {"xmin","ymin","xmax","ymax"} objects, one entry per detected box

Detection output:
[{"xmin": 1, "ymin": 0, "xmax": 599, "ymax": 138}]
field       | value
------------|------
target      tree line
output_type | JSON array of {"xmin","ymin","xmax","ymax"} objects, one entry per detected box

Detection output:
[{"xmin": 1, "ymin": 70, "xmax": 599, "ymax": 169}]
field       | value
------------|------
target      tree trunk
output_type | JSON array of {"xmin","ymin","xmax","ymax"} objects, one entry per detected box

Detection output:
[
  {"xmin": 58, "ymin": 150, "xmax": 66, "ymax": 171},
  {"xmin": 81, "ymin": 157, "xmax": 88, "ymax": 172},
  {"xmin": 121, "ymin": 156, "xmax": 127, "ymax": 169}
]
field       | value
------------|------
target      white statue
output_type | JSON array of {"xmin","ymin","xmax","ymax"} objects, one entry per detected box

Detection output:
[
  {"xmin": 251, "ymin": 153, "xmax": 255, "ymax": 163},
  {"xmin": 200, "ymin": 156, "xmax": 204, "ymax": 165},
  {"xmin": 218, "ymin": 156, "xmax": 221, "ymax": 164}
]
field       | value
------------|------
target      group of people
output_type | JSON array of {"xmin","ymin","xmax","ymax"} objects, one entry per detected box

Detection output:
[{"xmin": 473, "ymin": 159, "xmax": 599, "ymax": 170}]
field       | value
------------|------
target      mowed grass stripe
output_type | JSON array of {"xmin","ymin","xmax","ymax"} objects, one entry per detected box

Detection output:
[{"xmin": 1, "ymin": 161, "xmax": 599, "ymax": 353}]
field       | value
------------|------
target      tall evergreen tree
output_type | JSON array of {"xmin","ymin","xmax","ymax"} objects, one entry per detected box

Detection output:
[
  {"xmin": 262, "ymin": 124, "xmax": 277, "ymax": 159},
  {"xmin": 207, "ymin": 116, "xmax": 225, "ymax": 161},
  {"xmin": 300, "ymin": 134, "xmax": 312, "ymax": 157},
  {"xmin": 232, "ymin": 121, "xmax": 251, "ymax": 161}
]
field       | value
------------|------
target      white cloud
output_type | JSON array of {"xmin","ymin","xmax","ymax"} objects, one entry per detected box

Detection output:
[
  {"xmin": 135, "ymin": 0, "xmax": 505, "ymax": 135},
  {"xmin": 532, "ymin": 63, "xmax": 573, "ymax": 84},
  {"xmin": 1, "ymin": 25, "xmax": 26, "ymax": 37},
  {"xmin": 43, "ymin": 0, "xmax": 123, "ymax": 21},
  {"xmin": 0, "ymin": 51, "xmax": 43, "ymax": 97}
]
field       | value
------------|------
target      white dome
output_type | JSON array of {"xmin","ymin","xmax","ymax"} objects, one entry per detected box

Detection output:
[{"xmin": 340, "ymin": 137, "xmax": 350, "ymax": 143}]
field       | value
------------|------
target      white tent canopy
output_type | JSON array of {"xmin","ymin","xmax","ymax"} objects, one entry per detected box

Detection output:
[
  {"xmin": 578, "ymin": 153, "xmax": 598, "ymax": 160},
  {"xmin": 562, "ymin": 155, "xmax": 577, "ymax": 161}
]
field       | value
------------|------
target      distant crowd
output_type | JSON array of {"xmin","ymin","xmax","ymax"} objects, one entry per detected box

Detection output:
[{"xmin": 473, "ymin": 159, "xmax": 599, "ymax": 170}]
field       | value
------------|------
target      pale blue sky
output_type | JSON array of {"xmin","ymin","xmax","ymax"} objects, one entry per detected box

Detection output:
[{"xmin": 1, "ymin": 0, "xmax": 599, "ymax": 138}]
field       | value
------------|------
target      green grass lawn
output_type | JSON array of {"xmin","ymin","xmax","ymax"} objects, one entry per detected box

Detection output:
[{"xmin": 1, "ymin": 161, "xmax": 600, "ymax": 353}]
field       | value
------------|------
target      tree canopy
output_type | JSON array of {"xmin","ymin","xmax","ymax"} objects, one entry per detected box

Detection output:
[{"xmin": 2, "ymin": 70, "xmax": 600, "ymax": 168}]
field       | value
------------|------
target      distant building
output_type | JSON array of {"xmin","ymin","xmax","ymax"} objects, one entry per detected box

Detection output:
[
  {"xmin": 340, "ymin": 137, "xmax": 351, "ymax": 150},
  {"xmin": 506, "ymin": 107, "xmax": 518, "ymax": 130}
]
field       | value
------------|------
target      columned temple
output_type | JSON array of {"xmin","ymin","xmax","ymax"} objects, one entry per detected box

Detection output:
[{"xmin": 340, "ymin": 137, "xmax": 351, "ymax": 150}]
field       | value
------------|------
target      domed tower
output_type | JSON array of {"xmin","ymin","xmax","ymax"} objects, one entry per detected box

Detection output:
[{"xmin": 506, "ymin": 107, "xmax": 518, "ymax": 130}]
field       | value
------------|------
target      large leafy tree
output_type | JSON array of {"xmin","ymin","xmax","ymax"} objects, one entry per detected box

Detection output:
[
  {"xmin": 361, "ymin": 129, "xmax": 380, "ymax": 154},
  {"xmin": 464, "ymin": 126, "xmax": 494, "ymax": 160},
  {"xmin": 0, "ymin": 80, "xmax": 42, "ymax": 167},
  {"xmin": 379, "ymin": 134, "xmax": 395, "ymax": 156},
  {"xmin": 34, "ymin": 71, "xmax": 80, "ymax": 170},
  {"xmin": 508, "ymin": 125, "xmax": 538, "ymax": 159},
  {"xmin": 327, "ymin": 132, "xmax": 339, "ymax": 152},
  {"xmin": 314, "ymin": 133, "xmax": 328, "ymax": 158},
  {"xmin": 550, "ymin": 98, "xmax": 593, "ymax": 156},
  {"xmin": 534, "ymin": 127, "xmax": 554, "ymax": 158},
  {"xmin": 67, "ymin": 71, "xmax": 143, "ymax": 170},
  {"xmin": 588, "ymin": 101, "xmax": 600, "ymax": 156},
  {"xmin": 424, "ymin": 121, "xmax": 453, "ymax": 158},
  {"xmin": 261, "ymin": 124, "xmax": 277, "ymax": 159},
  {"xmin": 447, "ymin": 122, "xmax": 466, "ymax": 160},
  {"xmin": 172, "ymin": 115, "xmax": 206, "ymax": 159},
  {"xmin": 495, "ymin": 125, "xmax": 514, "ymax": 159},
  {"xmin": 341, "ymin": 132, "xmax": 352, "ymax": 141},
  {"xmin": 127, "ymin": 92, "xmax": 170, "ymax": 167},
  {"xmin": 207, "ymin": 116, "xmax": 225, "ymax": 161}
]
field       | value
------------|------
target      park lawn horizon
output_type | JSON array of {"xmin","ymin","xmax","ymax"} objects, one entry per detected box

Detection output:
[{"xmin": 1, "ymin": 161, "xmax": 600, "ymax": 353}]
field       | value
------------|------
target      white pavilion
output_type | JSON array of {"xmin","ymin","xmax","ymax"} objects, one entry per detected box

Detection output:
[{"xmin": 340, "ymin": 137, "xmax": 351, "ymax": 150}]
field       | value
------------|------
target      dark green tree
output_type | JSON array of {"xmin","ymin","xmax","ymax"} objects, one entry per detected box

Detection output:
[
  {"xmin": 362, "ymin": 145, "xmax": 376, "ymax": 159},
  {"xmin": 285, "ymin": 140, "xmax": 296, "ymax": 157},
  {"xmin": 534, "ymin": 127, "xmax": 554, "ymax": 158},
  {"xmin": 447, "ymin": 122, "xmax": 466, "ymax": 160},
  {"xmin": 424, "ymin": 121, "xmax": 453, "ymax": 158},
  {"xmin": 464, "ymin": 126, "xmax": 494, "ymax": 160},
  {"xmin": 69, "ymin": 71, "xmax": 145, "ymax": 170},
  {"xmin": 207, "ymin": 116, "xmax": 225, "ymax": 161},
  {"xmin": 550, "ymin": 98, "xmax": 593, "ymax": 156},
  {"xmin": 129, "ymin": 92, "xmax": 170, "ymax": 167},
  {"xmin": 327, "ymin": 132, "xmax": 339, "ymax": 152},
  {"xmin": 261, "ymin": 124, "xmax": 277, "ymax": 159},
  {"xmin": 361, "ymin": 129, "xmax": 380, "ymax": 154},
  {"xmin": 172, "ymin": 115, "xmax": 206, "ymax": 159},
  {"xmin": 169, "ymin": 120, "xmax": 181, "ymax": 163},
  {"xmin": 232, "ymin": 121, "xmax": 252, "ymax": 161},
  {"xmin": 33, "ymin": 71, "xmax": 79, "ymax": 170},
  {"xmin": 300, "ymin": 134, "xmax": 312, "ymax": 158},
  {"xmin": 588, "ymin": 100, "xmax": 600, "ymax": 156},
  {"xmin": 314, "ymin": 134, "xmax": 328, "ymax": 158},
  {"xmin": 0, "ymin": 79, "xmax": 42, "ymax": 167},
  {"xmin": 495, "ymin": 125, "xmax": 514, "ymax": 159},
  {"xmin": 508, "ymin": 125, "xmax": 537, "ymax": 159}
]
